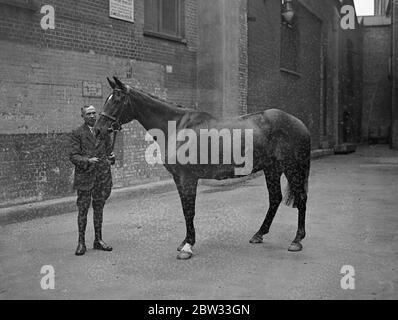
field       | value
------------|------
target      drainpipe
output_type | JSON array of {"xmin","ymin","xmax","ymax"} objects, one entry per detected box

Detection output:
[{"xmin": 392, "ymin": 0, "xmax": 397, "ymax": 149}]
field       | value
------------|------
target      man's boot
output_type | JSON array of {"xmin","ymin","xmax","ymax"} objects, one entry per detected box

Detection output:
[
  {"xmin": 75, "ymin": 210, "xmax": 87, "ymax": 256},
  {"xmin": 93, "ymin": 208, "xmax": 112, "ymax": 251}
]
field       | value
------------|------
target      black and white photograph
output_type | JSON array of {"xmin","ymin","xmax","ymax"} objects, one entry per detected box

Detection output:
[{"xmin": 0, "ymin": 0, "xmax": 397, "ymax": 305}]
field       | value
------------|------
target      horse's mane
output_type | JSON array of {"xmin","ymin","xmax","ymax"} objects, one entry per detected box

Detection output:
[
  {"xmin": 127, "ymin": 85, "xmax": 217, "ymax": 126},
  {"xmin": 130, "ymin": 86, "xmax": 195, "ymax": 113}
]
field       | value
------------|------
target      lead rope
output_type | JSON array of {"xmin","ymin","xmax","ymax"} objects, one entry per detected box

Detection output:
[
  {"xmin": 109, "ymin": 128, "xmax": 120, "ymax": 163},
  {"xmin": 111, "ymin": 130, "xmax": 118, "ymax": 153},
  {"xmin": 108, "ymin": 116, "xmax": 122, "ymax": 151}
]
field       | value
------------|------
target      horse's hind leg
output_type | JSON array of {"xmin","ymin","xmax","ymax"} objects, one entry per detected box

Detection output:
[
  {"xmin": 250, "ymin": 167, "xmax": 282, "ymax": 244},
  {"xmin": 284, "ymin": 163, "xmax": 309, "ymax": 252},
  {"xmin": 288, "ymin": 190, "xmax": 307, "ymax": 252}
]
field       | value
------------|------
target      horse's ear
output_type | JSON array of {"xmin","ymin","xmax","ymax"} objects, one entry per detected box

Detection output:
[
  {"xmin": 113, "ymin": 76, "xmax": 127, "ymax": 91},
  {"xmin": 107, "ymin": 77, "xmax": 116, "ymax": 89}
]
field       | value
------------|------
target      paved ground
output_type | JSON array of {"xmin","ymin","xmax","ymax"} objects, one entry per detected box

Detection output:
[{"xmin": 0, "ymin": 145, "xmax": 397, "ymax": 300}]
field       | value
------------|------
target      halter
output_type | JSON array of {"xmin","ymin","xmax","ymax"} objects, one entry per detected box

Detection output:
[
  {"xmin": 99, "ymin": 112, "xmax": 122, "ymax": 133},
  {"xmin": 98, "ymin": 110, "xmax": 122, "ymax": 161},
  {"xmin": 100, "ymin": 89, "xmax": 126, "ymax": 133}
]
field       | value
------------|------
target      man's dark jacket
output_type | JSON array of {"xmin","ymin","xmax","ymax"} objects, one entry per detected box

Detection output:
[{"xmin": 69, "ymin": 124, "xmax": 114, "ymax": 191}]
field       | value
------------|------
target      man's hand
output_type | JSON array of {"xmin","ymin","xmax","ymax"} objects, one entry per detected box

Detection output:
[
  {"xmin": 108, "ymin": 153, "xmax": 116, "ymax": 165},
  {"xmin": 88, "ymin": 157, "xmax": 99, "ymax": 164}
]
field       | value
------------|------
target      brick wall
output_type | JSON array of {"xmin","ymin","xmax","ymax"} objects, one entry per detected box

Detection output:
[
  {"xmin": 238, "ymin": 0, "xmax": 248, "ymax": 115},
  {"xmin": 0, "ymin": 0, "xmax": 366, "ymax": 206},
  {"xmin": 339, "ymin": 16, "xmax": 363, "ymax": 144},
  {"xmin": 391, "ymin": 0, "xmax": 398, "ymax": 149},
  {"xmin": 0, "ymin": 132, "xmax": 73, "ymax": 207},
  {"xmin": 362, "ymin": 24, "xmax": 391, "ymax": 142},
  {"xmin": 247, "ymin": 0, "xmax": 363, "ymax": 148},
  {"xmin": 247, "ymin": 0, "xmax": 326, "ymax": 149},
  {"xmin": 0, "ymin": 0, "xmax": 199, "ymax": 107},
  {"xmin": 0, "ymin": 0, "xmax": 198, "ymax": 206}
]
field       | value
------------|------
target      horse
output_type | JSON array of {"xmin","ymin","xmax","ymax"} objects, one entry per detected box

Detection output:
[{"xmin": 94, "ymin": 76, "xmax": 311, "ymax": 260}]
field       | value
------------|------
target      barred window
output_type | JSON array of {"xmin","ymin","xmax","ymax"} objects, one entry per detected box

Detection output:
[
  {"xmin": 144, "ymin": 0, "xmax": 184, "ymax": 40},
  {"xmin": 280, "ymin": 22, "xmax": 300, "ymax": 73}
]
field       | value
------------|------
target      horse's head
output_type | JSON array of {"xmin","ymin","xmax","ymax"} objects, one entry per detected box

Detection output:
[{"xmin": 94, "ymin": 76, "xmax": 136, "ymax": 139}]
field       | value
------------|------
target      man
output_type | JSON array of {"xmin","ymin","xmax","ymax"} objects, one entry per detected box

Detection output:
[{"xmin": 69, "ymin": 105, "xmax": 115, "ymax": 256}]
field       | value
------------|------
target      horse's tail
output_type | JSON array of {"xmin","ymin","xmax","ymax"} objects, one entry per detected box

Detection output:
[
  {"xmin": 283, "ymin": 159, "xmax": 310, "ymax": 208},
  {"xmin": 283, "ymin": 183, "xmax": 295, "ymax": 208}
]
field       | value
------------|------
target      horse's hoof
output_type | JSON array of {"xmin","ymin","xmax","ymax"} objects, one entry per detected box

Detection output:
[
  {"xmin": 177, "ymin": 251, "xmax": 193, "ymax": 260},
  {"xmin": 288, "ymin": 242, "xmax": 303, "ymax": 252},
  {"xmin": 249, "ymin": 235, "xmax": 263, "ymax": 244}
]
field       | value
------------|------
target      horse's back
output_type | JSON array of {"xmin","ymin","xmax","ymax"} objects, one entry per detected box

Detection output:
[
  {"xmin": 262, "ymin": 109, "xmax": 309, "ymax": 135},
  {"xmin": 170, "ymin": 107, "xmax": 310, "ymax": 178},
  {"xmin": 251, "ymin": 108, "xmax": 311, "ymax": 165}
]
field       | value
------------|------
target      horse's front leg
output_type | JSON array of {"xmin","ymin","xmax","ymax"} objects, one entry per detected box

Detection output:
[{"xmin": 173, "ymin": 174, "xmax": 198, "ymax": 260}]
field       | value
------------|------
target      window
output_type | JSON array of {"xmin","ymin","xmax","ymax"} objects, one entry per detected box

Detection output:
[
  {"xmin": 144, "ymin": 0, "xmax": 184, "ymax": 41},
  {"xmin": 280, "ymin": 22, "xmax": 300, "ymax": 73}
]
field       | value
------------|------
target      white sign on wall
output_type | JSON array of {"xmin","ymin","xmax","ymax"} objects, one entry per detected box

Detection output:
[
  {"xmin": 82, "ymin": 81, "xmax": 103, "ymax": 97},
  {"xmin": 109, "ymin": 0, "xmax": 134, "ymax": 23}
]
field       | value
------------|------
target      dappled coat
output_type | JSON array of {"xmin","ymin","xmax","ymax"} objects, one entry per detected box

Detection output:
[{"xmin": 69, "ymin": 123, "xmax": 114, "ymax": 191}]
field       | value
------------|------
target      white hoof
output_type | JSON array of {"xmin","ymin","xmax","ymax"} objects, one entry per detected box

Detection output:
[{"xmin": 177, "ymin": 243, "xmax": 193, "ymax": 260}]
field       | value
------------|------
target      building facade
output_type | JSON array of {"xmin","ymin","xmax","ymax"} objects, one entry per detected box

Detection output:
[
  {"xmin": 0, "ymin": 0, "xmax": 199, "ymax": 206},
  {"xmin": 0, "ymin": 0, "xmax": 363, "ymax": 207},
  {"xmin": 361, "ymin": 10, "xmax": 392, "ymax": 143},
  {"xmin": 247, "ymin": 0, "xmax": 362, "ymax": 148},
  {"xmin": 390, "ymin": 0, "xmax": 398, "ymax": 148},
  {"xmin": 361, "ymin": 0, "xmax": 398, "ymax": 147}
]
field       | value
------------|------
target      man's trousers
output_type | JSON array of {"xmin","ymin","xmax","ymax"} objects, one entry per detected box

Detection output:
[{"xmin": 76, "ymin": 170, "xmax": 112, "ymax": 243}]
